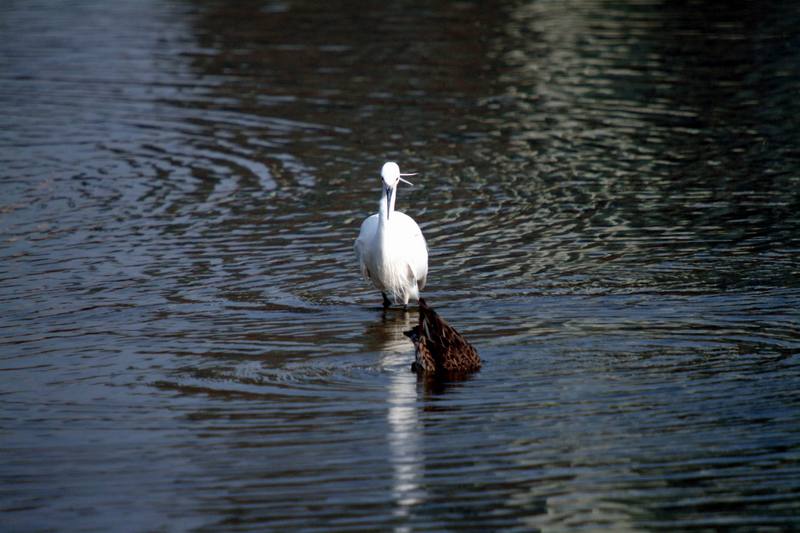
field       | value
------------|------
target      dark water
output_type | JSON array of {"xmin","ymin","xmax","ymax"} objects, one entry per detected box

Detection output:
[{"xmin": 2, "ymin": 0, "xmax": 800, "ymax": 530}]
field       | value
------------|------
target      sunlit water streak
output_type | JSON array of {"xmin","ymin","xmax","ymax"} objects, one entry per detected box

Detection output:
[{"xmin": 1, "ymin": 0, "xmax": 800, "ymax": 530}]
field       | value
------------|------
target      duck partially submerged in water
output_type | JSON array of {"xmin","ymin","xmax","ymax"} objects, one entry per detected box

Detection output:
[{"xmin": 404, "ymin": 299, "xmax": 481, "ymax": 376}]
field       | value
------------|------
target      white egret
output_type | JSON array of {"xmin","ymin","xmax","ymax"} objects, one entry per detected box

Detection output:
[{"xmin": 354, "ymin": 162, "xmax": 428, "ymax": 310}]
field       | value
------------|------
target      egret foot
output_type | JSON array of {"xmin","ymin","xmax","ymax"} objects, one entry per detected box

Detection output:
[{"xmin": 382, "ymin": 292, "xmax": 392, "ymax": 309}]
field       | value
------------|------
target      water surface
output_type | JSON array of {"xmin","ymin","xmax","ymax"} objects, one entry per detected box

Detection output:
[{"xmin": 2, "ymin": 0, "xmax": 800, "ymax": 530}]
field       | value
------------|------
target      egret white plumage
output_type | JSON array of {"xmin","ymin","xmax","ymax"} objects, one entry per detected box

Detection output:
[{"xmin": 354, "ymin": 162, "xmax": 428, "ymax": 310}]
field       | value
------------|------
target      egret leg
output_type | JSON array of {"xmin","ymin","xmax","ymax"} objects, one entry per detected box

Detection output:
[{"xmin": 382, "ymin": 292, "xmax": 392, "ymax": 309}]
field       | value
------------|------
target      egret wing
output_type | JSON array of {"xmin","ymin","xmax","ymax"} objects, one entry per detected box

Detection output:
[
  {"xmin": 394, "ymin": 211, "xmax": 428, "ymax": 292},
  {"xmin": 354, "ymin": 214, "xmax": 378, "ymax": 281}
]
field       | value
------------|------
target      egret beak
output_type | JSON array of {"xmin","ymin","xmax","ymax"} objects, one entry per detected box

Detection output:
[{"xmin": 385, "ymin": 185, "xmax": 394, "ymax": 219}]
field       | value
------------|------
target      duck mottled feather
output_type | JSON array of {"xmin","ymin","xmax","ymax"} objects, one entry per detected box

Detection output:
[{"xmin": 404, "ymin": 298, "xmax": 481, "ymax": 376}]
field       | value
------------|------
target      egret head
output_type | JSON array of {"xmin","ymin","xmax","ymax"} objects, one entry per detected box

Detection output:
[
  {"xmin": 379, "ymin": 161, "xmax": 416, "ymax": 220},
  {"xmin": 381, "ymin": 161, "xmax": 416, "ymax": 189}
]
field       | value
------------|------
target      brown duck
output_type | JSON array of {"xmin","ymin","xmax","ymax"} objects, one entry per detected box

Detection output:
[{"xmin": 404, "ymin": 298, "xmax": 481, "ymax": 375}]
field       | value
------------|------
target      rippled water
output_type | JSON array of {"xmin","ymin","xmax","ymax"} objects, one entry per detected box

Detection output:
[{"xmin": 2, "ymin": 0, "xmax": 800, "ymax": 530}]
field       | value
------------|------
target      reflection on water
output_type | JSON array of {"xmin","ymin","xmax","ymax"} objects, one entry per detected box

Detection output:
[
  {"xmin": 378, "ymin": 313, "xmax": 426, "ymax": 527},
  {"xmin": 1, "ymin": 0, "xmax": 800, "ymax": 530}
]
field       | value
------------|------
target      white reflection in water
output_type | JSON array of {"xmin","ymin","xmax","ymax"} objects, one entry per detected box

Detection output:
[{"xmin": 378, "ymin": 312, "xmax": 426, "ymax": 529}]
